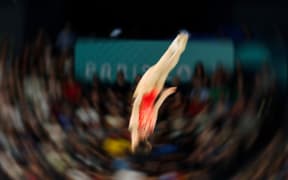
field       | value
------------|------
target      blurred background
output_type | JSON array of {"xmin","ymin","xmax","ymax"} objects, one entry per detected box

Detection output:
[{"xmin": 0, "ymin": 0, "xmax": 288, "ymax": 179}]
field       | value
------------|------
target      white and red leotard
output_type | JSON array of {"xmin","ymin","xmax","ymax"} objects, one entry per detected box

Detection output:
[{"xmin": 138, "ymin": 89, "xmax": 159, "ymax": 139}]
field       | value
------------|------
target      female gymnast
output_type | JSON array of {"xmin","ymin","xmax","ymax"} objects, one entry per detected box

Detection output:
[{"xmin": 129, "ymin": 32, "xmax": 189, "ymax": 152}]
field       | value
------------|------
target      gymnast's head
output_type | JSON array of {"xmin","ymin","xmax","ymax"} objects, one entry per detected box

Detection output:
[{"xmin": 134, "ymin": 140, "xmax": 152, "ymax": 155}]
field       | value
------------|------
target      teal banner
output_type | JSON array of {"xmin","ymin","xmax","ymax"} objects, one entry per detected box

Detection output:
[
  {"xmin": 75, "ymin": 39, "xmax": 234, "ymax": 83},
  {"xmin": 236, "ymin": 42, "xmax": 287, "ymax": 88}
]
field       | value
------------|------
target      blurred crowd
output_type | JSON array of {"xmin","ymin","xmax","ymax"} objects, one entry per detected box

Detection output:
[{"xmin": 0, "ymin": 24, "xmax": 286, "ymax": 180}]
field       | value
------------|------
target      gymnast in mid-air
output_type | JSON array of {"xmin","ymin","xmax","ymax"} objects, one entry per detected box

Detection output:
[{"xmin": 128, "ymin": 32, "xmax": 189, "ymax": 152}]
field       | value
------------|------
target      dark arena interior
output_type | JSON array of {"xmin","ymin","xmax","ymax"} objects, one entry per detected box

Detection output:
[{"xmin": 0, "ymin": 0, "xmax": 288, "ymax": 179}]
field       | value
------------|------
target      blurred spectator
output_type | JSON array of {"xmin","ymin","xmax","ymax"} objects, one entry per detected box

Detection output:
[
  {"xmin": 42, "ymin": 45, "xmax": 54, "ymax": 77},
  {"xmin": 189, "ymin": 63, "xmax": 210, "ymax": 115},
  {"xmin": 0, "ymin": 38, "xmax": 9, "ymax": 88},
  {"xmin": 104, "ymin": 104, "xmax": 126, "ymax": 130},
  {"xmin": 90, "ymin": 89, "xmax": 102, "ymax": 115},
  {"xmin": 191, "ymin": 62, "xmax": 209, "ymax": 87},
  {"xmin": 112, "ymin": 70, "xmax": 131, "ymax": 100},
  {"xmin": 0, "ymin": 92, "xmax": 15, "ymax": 130},
  {"xmin": 212, "ymin": 96, "xmax": 229, "ymax": 119},
  {"xmin": 23, "ymin": 66, "xmax": 49, "ymax": 122},
  {"xmin": 47, "ymin": 70, "xmax": 62, "ymax": 101},
  {"xmin": 86, "ymin": 74, "xmax": 103, "ymax": 94},
  {"xmin": 235, "ymin": 98, "xmax": 260, "ymax": 149},
  {"xmin": 0, "ymin": 146, "xmax": 24, "ymax": 179},
  {"xmin": 210, "ymin": 63, "xmax": 229, "ymax": 102},
  {"xmin": 253, "ymin": 62, "xmax": 276, "ymax": 98},
  {"xmin": 113, "ymin": 169, "xmax": 146, "ymax": 180},
  {"xmin": 57, "ymin": 103, "xmax": 75, "ymax": 131},
  {"xmin": 44, "ymin": 115, "xmax": 66, "ymax": 149},
  {"xmin": 166, "ymin": 92, "xmax": 186, "ymax": 138},
  {"xmin": 104, "ymin": 88, "xmax": 124, "ymax": 115},
  {"xmin": 56, "ymin": 49, "xmax": 73, "ymax": 79},
  {"xmin": 102, "ymin": 132, "xmax": 130, "ymax": 158},
  {"xmin": 229, "ymin": 60, "xmax": 245, "ymax": 101},
  {"xmin": 76, "ymin": 97, "xmax": 104, "ymax": 139},
  {"xmin": 229, "ymin": 94, "xmax": 245, "ymax": 119},
  {"xmin": 189, "ymin": 104, "xmax": 212, "ymax": 136},
  {"xmin": 24, "ymin": 159, "xmax": 49, "ymax": 180},
  {"xmin": 65, "ymin": 167, "xmax": 92, "ymax": 180},
  {"xmin": 186, "ymin": 91, "xmax": 208, "ymax": 118},
  {"xmin": 41, "ymin": 142, "xmax": 75, "ymax": 175},
  {"xmin": 62, "ymin": 75, "xmax": 82, "ymax": 105},
  {"xmin": 56, "ymin": 22, "xmax": 76, "ymax": 53},
  {"xmin": 19, "ymin": 43, "xmax": 30, "ymax": 77}
]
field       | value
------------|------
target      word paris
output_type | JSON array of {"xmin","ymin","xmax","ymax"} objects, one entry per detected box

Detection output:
[
  {"xmin": 84, "ymin": 62, "xmax": 192, "ymax": 82},
  {"xmin": 74, "ymin": 39, "xmax": 234, "ymax": 83}
]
